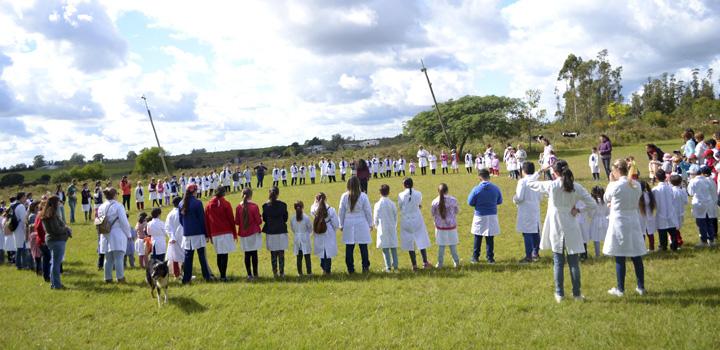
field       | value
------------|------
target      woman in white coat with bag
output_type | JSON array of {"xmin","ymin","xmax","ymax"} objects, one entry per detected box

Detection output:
[
  {"xmin": 399, "ymin": 177, "xmax": 432, "ymax": 270},
  {"xmin": 603, "ymin": 159, "xmax": 647, "ymax": 297},
  {"xmin": 165, "ymin": 196, "xmax": 185, "ymax": 279},
  {"xmin": 528, "ymin": 160, "xmax": 597, "ymax": 303},
  {"xmin": 338, "ymin": 176, "xmax": 373, "ymax": 274},
  {"xmin": 374, "ymin": 184, "xmax": 399, "ymax": 272},
  {"xmin": 97, "ymin": 188, "xmax": 132, "ymax": 283},
  {"xmin": 312, "ymin": 192, "xmax": 339, "ymax": 274}
]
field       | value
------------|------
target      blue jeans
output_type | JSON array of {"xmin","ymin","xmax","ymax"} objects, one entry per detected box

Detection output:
[
  {"xmin": 46, "ymin": 240, "xmax": 66, "ymax": 289},
  {"xmin": 553, "ymin": 251, "xmax": 581, "ymax": 297},
  {"xmin": 522, "ymin": 233, "xmax": 540, "ymax": 259},
  {"xmin": 472, "ymin": 235, "xmax": 494, "ymax": 262},
  {"xmin": 437, "ymin": 245, "xmax": 459, "ymax": 266},
  {"xmin": 16, "ymin": 247, "xmax": 28, "ymax": 269},
  {"xmin": 696, "ymin": 216, "xmax": 717, "ymax": 243},
  {"xmin": 183, "ymin": 247, "xmax": 212, "ymax": 283},
  {"xmin": 615, "ymin": 256, "xmax": 644, "ymax": 292},
  {"xmin": 104, "ymin": 250, "xmax": 125, "ymax": 281},
  {"xmin": 68, "ymin": 198, "xmax": 77, "ymax": 223},
  {"xmin": 381, "ymin": 247, "xmax": 398, "ymax": 270},
  {"xmin": 59, "ymin": 206, "xmax": 66, "ymax": 223}
]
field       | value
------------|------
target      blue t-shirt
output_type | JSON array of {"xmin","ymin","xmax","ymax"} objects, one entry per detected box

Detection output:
[{"xmin": 467, "ymin": 181, "xmax": 503, "ymax": 216}]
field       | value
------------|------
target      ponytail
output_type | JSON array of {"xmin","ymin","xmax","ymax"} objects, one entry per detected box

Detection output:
[
  {"xmin": 294, "ymin": 201, "xmax": 304, "ymax": 222},
  {"xmin": 242, "ymin": 188, "xmax": 252, "ymax": 230},
  {"xmin": 181, "ymin": 189, "xmax": 193, "ymax": 215},
  {"xmin": 313, "ymin": 192, "xmax": 328, "ymax": 234},
  {"xmin": 438, "ymin": 183, "xmax": 448, "ymax": 220},
  {"xmin": 553, "ymin": 160, "xmax": 575, "ymax": 192},
  {"xmin": 403, "ymin": 177, "xmax": 414, "ymax": 202}
]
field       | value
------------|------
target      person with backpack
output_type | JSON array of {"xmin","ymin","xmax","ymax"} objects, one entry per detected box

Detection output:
[
  {"xmin": 97, "ymin": 188, "xmax": 132, "ymax": 283},
  {"xmin": 9, "ymin": 192, "xmax": 28, "ymax": 270}
]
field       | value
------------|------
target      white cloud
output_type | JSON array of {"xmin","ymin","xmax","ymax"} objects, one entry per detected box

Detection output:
[{"xmin": 0, "ymin": 0, "xmax": 718, "ymax": 167}]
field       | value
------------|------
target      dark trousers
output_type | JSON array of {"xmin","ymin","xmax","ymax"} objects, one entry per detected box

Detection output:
[
  {"xmin": 270, "ymin": 251, "xmax": 285, "ymax": 275},
  {"xmin": 696, "ymin": 216, "xmax": 717, "ymax": 242},
  {"xmin": 657, "ymin": 228, "xmax": 679, "ymax": 250},
  {"xmin": 257, "ymin": 175, "xmax": 264, "ymax": 188},
  {"xmin": 216, "ymin": 253, "xmax": 228, "ymax": 279},
  {"xmin": 291, "ymin": 178, "xmax": 297, "ymax": 186},
  {"xmin": 40, "ymin": 244, "xmax": 51, "ymax": 281},
  {"xmin": 421, "ymin": 166, "xmax": 427, "ymax": 175},
  {"xmin": 601, "ymin": 157, "xmax": 611, "ymax": 179},
  {"xmin": 320, "ymin": 253, "xmax": 332, "ymax": 274},
  {"xmin": 182, "ymin": 247, "xmax": 212, "ymax": 283},
  {"xmin": 122, "ymin": 195, "xmax": 131, "ymax": 211},
  {"xmin": 244, "ymin": 250, "xmax": 258, "ymax": 277},
  {"xmin": 296, "ymin": 251, "xmax": 312, "ymax": 275},
  {"xmin": 472, "ymin": 235, "xmax": 495, "ymax": 262},
  {"xmin": 360, "ymin": 179, "xmax": 368, "ymax": 193},
  {"xmin": 615, "ymin": 256, "xmax": 644, "ymax": 292},
  {"xmin": 341, "ymin": 174, "xmax": 346, "ymax": 181},
  {"xmin": 346, "ymin": 244, "xmax": 369, "ymax": 273},
  {"xmin": 522, "ymin": 233, "xmax": 540, "ymax": 259}
]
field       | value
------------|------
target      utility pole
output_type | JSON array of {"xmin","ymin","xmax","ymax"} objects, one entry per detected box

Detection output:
[
  {"xmin": 141, "ymin": 95, "xmax": 170, "ymax": 177},
  {"xmin": 420, "ymin": 59, "xmax": 452, "ymax": 149}
]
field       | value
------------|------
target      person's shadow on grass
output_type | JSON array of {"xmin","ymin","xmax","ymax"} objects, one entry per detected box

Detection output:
[{"xmin": 172, "ymin": 296, "xmax": 208, "ymax": 314}]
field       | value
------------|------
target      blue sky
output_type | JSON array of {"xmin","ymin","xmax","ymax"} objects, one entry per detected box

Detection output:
[{"xmin": 0, "ymin": 0, "xmax": 719, "ymax": 167}]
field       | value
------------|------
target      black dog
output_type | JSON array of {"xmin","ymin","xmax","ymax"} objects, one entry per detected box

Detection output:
[{"xmin": 146, "ymin": 259, "xmax": 169, "ymax": 306}]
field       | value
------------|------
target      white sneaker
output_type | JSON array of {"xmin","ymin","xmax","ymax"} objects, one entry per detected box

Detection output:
[
  {"xmin": 607, "ymin": 287, "xmax": 624, "ymax": 297},
  {"xmin": 435, "ymin": 263, "xmax": 443, "ymax": 269},
  {"xmin": 453, "ymin": 260, "xmax": 459, "ymax": 268},
  {"xmin": 554, "ymin": 294, "xmax": 564, "ymax": 303},
  {"xmin": 635, "ymin": 287, "xmax": 646, "ymax": 296},
  {"xmin": 573, "ymin": 295, "xmax": 586, "ymax": 302}
]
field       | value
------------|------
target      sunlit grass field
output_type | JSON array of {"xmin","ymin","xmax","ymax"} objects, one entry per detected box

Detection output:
[{"xmin": 1, "ymin": 140, "xmax": 719, "ymax": 349}]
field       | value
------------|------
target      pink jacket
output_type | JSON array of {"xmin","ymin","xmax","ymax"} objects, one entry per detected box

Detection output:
[{"xmin": 430, "ymin": 195, "xmax": 459, "ymax": 230}]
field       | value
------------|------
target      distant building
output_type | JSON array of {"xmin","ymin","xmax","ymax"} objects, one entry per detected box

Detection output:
[
  {"xmin": 305, "ymin": 145, "xmax": 326, "ymax": 154},
  {"xmin": 359, "ymin": 139, "xmax": 380, "ymax": 147}
]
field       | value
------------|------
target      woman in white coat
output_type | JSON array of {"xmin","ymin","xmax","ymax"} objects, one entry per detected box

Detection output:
[
  {"xmin": 164, "ymin": 197, "xmax": 184, "ymax": 279},
  {"xmin": 398, "ymin": 178, "xmax": 432, "ymax": 270},
  {"xmin": 97, "ymin": 188, "xmax": 132, "ymax": 283},
  {"xmin": 374, "ymin": 184, "xmax": 399, "ymax": 271},
  {"xmin": 311, "ymin": 192, "xmax": 340, "ymax": 274},
  {"xmin": 687, "ymin": 166, "xmax": 718, "ymax": 247},
  {"xmin": 603, "ymin": 159, "xmax": 647, "ymax": 297},
  {"xmin": 527, "ymin": 160, "xmax": 597, "ymax": 303},
  {"xmin": 513, "ymin": 162, "xmax": 542, "ymax": 262},
  {"xmin": 338, "ymin": 176, "xmax": 373, "ymax": 273}
]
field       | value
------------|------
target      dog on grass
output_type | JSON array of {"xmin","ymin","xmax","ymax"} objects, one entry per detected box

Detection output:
[{"xmin": 146, "ymin": 259, "xmax": 169, "ymax": 306}]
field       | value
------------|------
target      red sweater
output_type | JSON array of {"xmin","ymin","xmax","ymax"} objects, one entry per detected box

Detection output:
[
  {"xmin": 234, "ymin": 202, "xmax": 262, "ymax": 237},
  {"xmin": 204, "ymin": 197, "xmax": 237, "ymax": 238},
  {"xmin": 35, "ymin": 214, "xmax": 46, "ymax": 245}
]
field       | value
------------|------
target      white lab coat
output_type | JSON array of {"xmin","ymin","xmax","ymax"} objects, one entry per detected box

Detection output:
[
  {"xmin": 671, "ymin": 186, "xmax": 688, "ymax": 227},
  {"xmin": 164, "ymin": 208, "xmax": 184, "ymax": 263},
  {"xmin": 311, "ymin": 204, "xmax": 339, "ymax": 258},
  {"xmin": 373, "ymin": 197, "xmax": 398, "ymax": 249},
  {"xmin": 398, "ymin": 189, "xmax": 431, "ymax": 251},
  {"xmin": 652, "ymin": 182, "xmax": 679, "ymax": 229},
  {"xmin": 12, "ymin": 202, "xmax": 27, "ymax": 249},
  {"xmin": 291, "ymin": 213, "xmax": 313, "ymax": 255},
  {"xmin": 687, "ymin": 176, "xmax": 718, "ymax": 219},
  {"xmin": 512, "ymin": 176, "xmax": 542, "ymax": 234},
  {"xmin": 588, "ymin": 200, "xmax": 609, "ymax": 242},
  {"xmin": 588, "ymin": 153, "xmax": 599, "ymax": 174},
  {"xmin": 602, "ymin": 176, "xmax": 647, "ymax": 257},
  {"xmin": 338, "ymin": 192, "xmax": 373, "ymax": 244},
  {"xmin": 527, "ymin": 172, "xmax": 597, "ymax": 255},
  {"xmin": 97, "ymin": 200, "xmax": 132, "ymax": 253},
  {"xmin": 417, "ymin": 149, "xmax": 429, "ymax": 167},
  {"xmin": 147, "ymin": 218, "xmax": 167, "ymax": 255}
]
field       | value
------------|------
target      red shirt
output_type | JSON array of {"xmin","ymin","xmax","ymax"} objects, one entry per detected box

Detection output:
[
  {"xmin": 119, "ymin": 180, "xmax": 132, "ymax": 195},
  {"xmin": 234, "ymin": 202, "xmax": 262, "ymax": 237},
  {"xmin": 35, "ymin": 215, "xmax": 46, "ymax": 245},
  {"xmin": 204, "ymin": 197, "xmax": 237, "ymax": 238}
]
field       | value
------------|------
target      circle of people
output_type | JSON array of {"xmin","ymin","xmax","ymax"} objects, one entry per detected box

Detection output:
[{"xmin": 2, "ymin": 129, "xmax": 717, "ymax": 303}]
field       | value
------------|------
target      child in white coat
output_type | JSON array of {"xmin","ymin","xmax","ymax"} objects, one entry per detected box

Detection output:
[
  {"xmin": 311, "ymin": 192, "xmax": 339, "ymax": 274},
  {"xmin": 398, "ymin": 178, "xmax": 432, "ymax": 270},
  {"xmin": 165, "ymin": 197, "xmax": 184, "ymax": 278},
  {"xmin": 291, "ymin": 201, "xmax": 313, "ymax": 276},
  {"xmin": 589, "ymin": 147, "xmax": 600, "ymax": 181},
  {"xmin": 373, "ymin": 184, "xmax": 399, "ymax": 271},
  {"xmin": 134, "ymin": 213, "xmax": 148, "ymax": 268},
  {"xmin": 669, "ymin": 175, "xmax": 687, "ymax": 247},
  {"xmin": 513, "ymin": 162, "xmax": 542, "ymax": 262},
  {"xmin": 588, "ymin": 186, "xmax": 609, "ymax": 258},
  {"xmin": 639, "ymin": 181, "xmax": 656, "ymax": 251},
  {"xmin": 652, "ymin": 170, "xmax": 680, "ymax": 251},
  {"xmin": 146, "ymin": 208, "xmax": 167, "ymax": 261},
  {"xmin": 431, "ymin": 183, "xmax": 460, "ymax": 268}
]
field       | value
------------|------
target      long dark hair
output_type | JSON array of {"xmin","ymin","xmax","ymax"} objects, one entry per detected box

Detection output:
[
  {"xmin": 347, "ymin": 176, "xmax": 361, "ymax": 211},
  {"xmin": 553, "ymin": 160, "xmax": 574, "ymax": 192},
  {"xmin": 268, "ymin": 186, "xmax": 279, "ymax": 204},
  {"xmin": 294, "ymin": 201, "xmax": 304, "ymax": 222},
  {"xmin": 41, "ymin": 196, "xmax": 60, "ymax": 220},
  {"xmin": 313, "ymin": 192, "xmax": 328, "ymax": 233},
  {"xmin": 591, "ymin": 186, "xmax": 605, "ymax": 204},
  {"xmin": 437, "ymin": 183, "xmax": 449, "ymax": 220},
  {"xmin": 241, "ymin": 188, "xmax": 252, "ymax": 230},
  {"xmin": 639, "ymin": 181, "xmax": 656, "ymax": 215},
  {"xmin": 403, "ymin": 177, "xmax": 414, "ymax": 201},
  {"xmin": 357, "ymin": 159, "xmax": 368, "ymax": 171},
  {"xmin": 181, "ymin": 187, "xmax": 195, "ymax": 215}
]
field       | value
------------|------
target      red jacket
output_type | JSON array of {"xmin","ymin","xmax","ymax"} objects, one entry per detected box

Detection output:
[
  {"xmin": 119, "ymin": 180, "xmax": 132, "ymax": 196},
  {"xmin": 204, "ymin": 197, "xmax": 237, "ymax": 238},
  {"xmin": 235, "ymin": 202, "xmax": 262, "ymax": 237},
  {"xmin": 35, "ymin": 214, "xmax": 46, "ymax": 245}
]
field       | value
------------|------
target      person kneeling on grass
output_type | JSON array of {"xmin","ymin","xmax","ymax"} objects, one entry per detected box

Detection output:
[
  {"xmin": 604, "ymin": 159, "xmax": 648, "ymax": 297},
  {"xmin": 431, "ymin": 183, "xmax": 460, "ymax": 268},
  {"xmin": 527, "ymin": 160, "xmax": 597, "ymax": 303},
  {"xmin": 468, "ymin": 169, "xmax": 503, "ymax": 264}
]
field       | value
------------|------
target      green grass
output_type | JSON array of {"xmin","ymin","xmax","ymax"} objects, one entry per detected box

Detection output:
[{"xmin": 1, "ymin": 140, "xmax": 719, "ymax": 349}]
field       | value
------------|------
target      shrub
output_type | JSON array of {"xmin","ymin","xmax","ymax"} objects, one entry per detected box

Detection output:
[
  {"xmin": 0, "ymin": 173, "xmax": 25, "ymax": 187},
  {"xmin": 53, "ymin": 171, "xmax": 73, "ymax": 184},
  {"xmin": 38, "ymin": 174, "xmax": 52, "ymax": 184}
]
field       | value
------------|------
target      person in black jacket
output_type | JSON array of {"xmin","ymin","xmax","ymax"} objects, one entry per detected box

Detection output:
[
  {"xmin": 254, "ymin": 163, "xmax": 268, "ymax": 188},
  {"xmin": 262, "ymin": 187, "xmax": 289, "ymax": 277}
]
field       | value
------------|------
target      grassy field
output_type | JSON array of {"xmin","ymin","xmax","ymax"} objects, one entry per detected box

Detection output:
[{"xmin": 1, "ymin": 140, "xmax": 719, "ymax": 349}]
